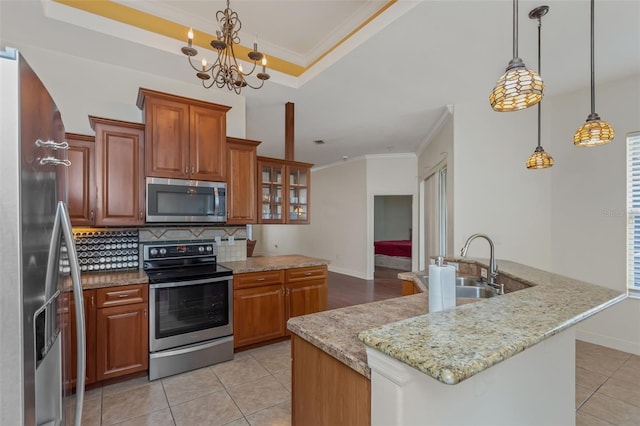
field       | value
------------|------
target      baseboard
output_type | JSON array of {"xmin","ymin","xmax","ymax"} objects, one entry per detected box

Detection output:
[
  {"xmin": 328, "ymin": 265, "xmax": 368, "ymax": 280},
  {"xmin": 576, "ymin": 329, "xmax": 640, "ymax": 355}
]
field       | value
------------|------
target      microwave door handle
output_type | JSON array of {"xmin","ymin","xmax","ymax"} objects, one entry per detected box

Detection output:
[{"xmin": 214, "ymin": 187, "xmax": 219, "ymax": 217}]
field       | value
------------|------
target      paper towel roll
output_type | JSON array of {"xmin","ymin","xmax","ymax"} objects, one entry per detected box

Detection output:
[{"xmin": 428, "ymin": 263, "xmax": 456, "ymax": 312}]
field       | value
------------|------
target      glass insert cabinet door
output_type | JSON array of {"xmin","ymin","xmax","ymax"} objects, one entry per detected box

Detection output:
[
  {"xmin": 259, "ymin": 161, "xmax": 284, "ymax": 223},
  {"xmin": 288, "ymin": 166, "xmax": 309, "ymax": 223}
]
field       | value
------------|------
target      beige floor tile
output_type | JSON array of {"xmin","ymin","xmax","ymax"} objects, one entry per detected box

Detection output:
[
  {"xmin": 576, "ymin": 342, "xmax": 631, "ymax": 376},
  {"xmin": 102, "ymin": 381, "xmax": 168, "ymax": 425},
  {"xmin": 227, "ymin": 375, "xmax": 290, "ymax": 416},
  {"xmin": 112, "ymin": 408, "xmax": 175, "ymax": 426},
  {"xmin": 272, "ymin": 368, "xmax": 291, "ymax": 392},
  {"xmin": 580, "ymin": 392, "xmax": 640, "ymax": 425},
  {"xmin": 576, "ymin": 384, "xmax": 595, "ymax": 409},
  {"xmin": 245, "ymin": 400, "xmax": 291, "ymax": 426},
  {"xmin": 102, "ymin": 376, "xmax": 152, "ymax": 398},
  {"xmin": 598, "ymin": 376, "xmax": 640, "ymax": 408},
  {"xmin": 212, "ymin": 355, "xmax": 271, "ymax": 388},
  {"xmin": 576, "ymin": 411, "xmax": 614, "ymax": 426},
  {"xmin": 576, "ymin": 366, "xmax": 609, "ymax": 392},
  {"xmin": 251, "ymin": 348, "xmax": 291, "ymax": 374},
  {"xmin": 162, "ymin": 367, "xmax": 225, "ymax": 406},
  {"xmin": 65, "ymin": 394, "xmax": 102, "ymax": 426},
  {"xmin": 222, "ymin": 418, "xmax": 250, "ymax": 426},
  {"xmin": 612, "ymin": 355, "xmax": 640, "ymax": 384},
  {"xmin": 84, "ymin": 386, "xmax": 103, "ymax": 401},
  {"xmin": 170, "ymin": 390, "xmax": 243, "ymax": 426}
]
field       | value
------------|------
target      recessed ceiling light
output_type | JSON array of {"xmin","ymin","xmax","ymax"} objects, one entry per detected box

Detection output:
[
  {"xmin": 314, "ymin": 140, "xmax": 325, "ymax": 145},
  {"xmin": 342, "ymin": 156, "xmax": 348, "ymax": 161}
]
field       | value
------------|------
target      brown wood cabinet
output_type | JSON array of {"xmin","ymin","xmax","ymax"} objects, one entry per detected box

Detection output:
[
  {"xmin": 233, "ymin": 270, "xmax": 286, "ymax": 348},
  {"xmin": 257, "ymin": 156, "xmax": 312, "ymax": 224},
  {"xmin": 226, "ymin": 137, "xmax": 260, "ymax": 224},
  {"xmin": 137, "ymin": 88, "xmax": 231, "ymax": 182},
  {"xmin": 65, "ymin": 133, "xmax": 96, "ymax": 226},
  {"xmin": 95, "ymin": 284, "xmax": 148, "ymax": 381},
  {"xmin": 233, "ymin": 265, "xmax": 328, "ymax": 349},
  {"xmin": 63, "ymin": 289, "xmax": 97, "ymax": 389},
  {"xmin": 292, "ymin": 335, "xmax": 370, "ymax": 426},
  {"xmin": 89, "ymin": 116, "xmax": 145, "ymax": 226}
]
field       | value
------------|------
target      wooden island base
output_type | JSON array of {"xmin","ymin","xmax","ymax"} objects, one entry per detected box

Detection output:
[{"xmin": 291, "ymin": 335, "xmax": 370, "ymax": 426}]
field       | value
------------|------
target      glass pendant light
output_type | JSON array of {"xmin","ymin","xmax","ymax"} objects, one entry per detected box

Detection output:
[
  {"xmin": 526, "ymin": 6, "xmax": 553, "ymax": 170},
  {"xmin": 574, "ymin": 0, "xmax": 614, "ymax": 146},
  {"xmin": 490, "ymin": 0, "xmax": 544, "ymax": 112}
]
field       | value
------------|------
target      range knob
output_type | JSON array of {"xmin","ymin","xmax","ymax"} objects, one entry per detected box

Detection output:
[
  {"xmin": 198, "ymin": 246, "xmax": 205, "ymax": 253},
  {"xmin": 159, "ymin": 248, "xmax": 167, "ymax": 256},
  {"xmin": 206, "ymin": 245, "xmax": 213, "ymax": 252},
  {"xmin": 149, "ymin": 248, "xmax": 158, "ymax": 256}
]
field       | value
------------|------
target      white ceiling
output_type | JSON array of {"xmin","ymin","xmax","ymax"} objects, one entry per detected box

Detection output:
[{"xmin": 2, "ymin": 1, "xmax": 639, "ymax": 167}]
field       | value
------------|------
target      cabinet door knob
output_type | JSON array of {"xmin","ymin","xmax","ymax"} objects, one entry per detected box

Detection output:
[
  {"xmin": 91, "ymin": 296, "xmax": 95, "ymax": 308},
  {"xmin": 185, "ymin": 166, "xmax": 189, "ymax": 175},
  {"xmin": 144, "ymin": 308, "xmax": 147, "ymax": 317},
  {"xmin": 139, "ymin": 211, "xmax": 144, "ymax": 220},
  {"xmin": 89, "ymin": 210, "xmax": 95, "ymax": 223},
  {"xmin": 191, "ymin": 166, "xmax": 195, "ymax": 175}
]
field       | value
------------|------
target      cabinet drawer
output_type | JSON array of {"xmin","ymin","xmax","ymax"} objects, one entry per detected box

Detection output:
[
  {"xmin": 286, "ymin": 265, "xmax": 328, "ymax": 283},
  {"xmin": 234, "ymin": 270, "xmax": 285, "ymax": 289},
  {"xmin": 96, "ymin": 284, "xmax": 148, "ymax": 308}
]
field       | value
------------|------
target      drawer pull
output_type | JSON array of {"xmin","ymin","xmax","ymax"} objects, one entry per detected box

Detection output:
[
  {"xmin": 118, "ymin": 294, "xmax": 129, "ymax": 298},
  {"xmin": 304, "ymin": 272, "xmax": 312, "ymax": 276},
  {"xmin": 256, "ymin": 277, "xmax": 266, "ymax": 281}
]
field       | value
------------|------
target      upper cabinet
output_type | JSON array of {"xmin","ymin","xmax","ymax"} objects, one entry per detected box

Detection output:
[
  {"xmin": 66, "ymin": 133, "xmax": 96, "ymax": 226},
  {"xmin": 258, "ymin": 156, "xmax": 312, "ymax": 225},
  {"xmin": 227, "ymin": 137, "xmax": 260, "ymax": 224},
  {"xmin": 137, "ymin": 88, "xmax": 231, "ymax": 182},
  {"xmin": 89, "ymin": 116, "xmax": 145, "ymax": 226}
]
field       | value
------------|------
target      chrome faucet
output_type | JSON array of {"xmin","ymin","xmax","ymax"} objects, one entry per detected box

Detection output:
[{"xmin": 460, "ymin": 233, "xmax": 503, "ymax": 294}]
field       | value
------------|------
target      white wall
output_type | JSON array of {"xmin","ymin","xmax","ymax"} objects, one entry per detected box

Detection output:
[
  {"xmin": 3, "ymin": 45, "xmax": 246, "ymax": 138},
  {"xmin": 548, "ymin": 73, "xmax": 640, "ymax": 354},
  {"xmin": 452, "ymin": 102, "xmax": 552, "ymax": 271}
]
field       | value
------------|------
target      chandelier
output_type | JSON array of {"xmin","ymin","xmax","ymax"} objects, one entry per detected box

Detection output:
[{"xmin": 181, "ymin": 0, "xmax": 270, "ymax": 93}]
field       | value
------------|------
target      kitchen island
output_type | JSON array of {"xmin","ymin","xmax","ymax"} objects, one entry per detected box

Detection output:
[{"xmin": 287, "ymin": 258, "xmax": 625, "ymax": 426}]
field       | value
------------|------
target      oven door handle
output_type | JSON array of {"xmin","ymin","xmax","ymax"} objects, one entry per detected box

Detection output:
[{"xmin": 149, "ymin": 275, "xmax": 232, "ymax": 289}]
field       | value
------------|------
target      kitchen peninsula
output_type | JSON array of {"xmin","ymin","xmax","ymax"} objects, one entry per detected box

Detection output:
[{"xmin": 287, "ymin": 258, "xmax": 625, "ymax": 426}]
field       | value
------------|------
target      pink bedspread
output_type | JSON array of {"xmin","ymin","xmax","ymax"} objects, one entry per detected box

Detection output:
[{"xmin": 374, "ymin": 240, "xmax": 411, "ymax": 258}]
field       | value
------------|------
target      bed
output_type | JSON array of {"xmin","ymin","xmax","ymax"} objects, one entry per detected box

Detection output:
[{"xmin": 374, "ymin": 240, "xmax": 412, "ymax": 271}]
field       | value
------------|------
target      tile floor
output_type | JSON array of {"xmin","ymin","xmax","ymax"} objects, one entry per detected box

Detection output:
[
  {"xmin": 575, "ymin": 340, "xmax": 640, "ymax": 426},
  {"xmin": 71, "ymin": 339, "xmax": 639, "ymax": 425}
]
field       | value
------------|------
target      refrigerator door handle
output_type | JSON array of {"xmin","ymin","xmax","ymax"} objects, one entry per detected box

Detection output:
[{"xmin": 58, "ymin": 201, "xmax": 86, "ymax": 426}]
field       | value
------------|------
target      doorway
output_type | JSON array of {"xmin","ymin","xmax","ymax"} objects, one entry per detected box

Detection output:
[
  {"xmin": 373, "ymin": 195, "xmax": 413, "ymax": 272},
  {"xmin": 421, "ymin": 165, "xmax": 447, "ymax": 270}
]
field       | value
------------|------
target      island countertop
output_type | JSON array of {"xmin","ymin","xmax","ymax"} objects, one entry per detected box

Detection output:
[
  {"xmin": 288, "ymin": 258, "xmax": 625, "ymax": 384},
  {"xmin": 220, "ymin": 255, "xmax": 329, "ymax": 274},
  {"xmin": 357, "ymin": 258, "xmax": 625, "ymax": 385}
]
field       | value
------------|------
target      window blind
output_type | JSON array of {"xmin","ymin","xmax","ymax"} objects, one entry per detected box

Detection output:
[{"xmin": 627, "ymin": 131, "xmax": 640, "ymax": 296}]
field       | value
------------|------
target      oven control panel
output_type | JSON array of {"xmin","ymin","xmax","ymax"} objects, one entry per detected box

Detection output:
[{"xmin": 144, "ymin": 243, "xmax": 215, "ymax": 260}]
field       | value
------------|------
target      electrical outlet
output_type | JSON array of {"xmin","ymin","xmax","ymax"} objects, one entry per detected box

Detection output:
[
  {"xmin": 228, "ymin": 236, "xmax": 234, "ymax": 245},
  {"xmin": 215, "ymin": 236, "xmax": 222, "ymax": 244},
  {"xmin": 480, "ymin": 268, "xmax": 488, "ymax": 279}
]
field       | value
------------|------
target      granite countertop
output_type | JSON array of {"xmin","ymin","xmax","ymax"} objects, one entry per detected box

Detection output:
[
  {"xmin": 288, "ymin": 258, "xmax": 625, "ymax": 384},
  {"xmin": 357, "ymin": 258, "xmax": 626, "ymax": 385},
  {"xmin": 220, "ymin": 255, "xmax": 329, "ymax": 274},
  {"xmin": 80, "ymin": 269, "xmax": 149, "ymax": 290},
  {"xmin": 287, "ymin": 294, "xmax": 477, "ymax": 378}
]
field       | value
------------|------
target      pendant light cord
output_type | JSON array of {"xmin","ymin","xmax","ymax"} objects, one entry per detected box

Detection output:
[
  {"xmin": 537, "ymin": 12, "xmax": 542, "ymax": 149},
  {"xmin": 590, "ymin": 0, "xmax": 596, "ymax": 115},
  {"xmin": 513, "ymin": 0, "xmax": 519, "ymax": 58}
]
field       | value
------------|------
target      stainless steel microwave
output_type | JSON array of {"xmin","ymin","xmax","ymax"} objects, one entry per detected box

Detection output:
[{"xmin": 146, "ymin": 177, "xmax": 226, "ymax": 223}]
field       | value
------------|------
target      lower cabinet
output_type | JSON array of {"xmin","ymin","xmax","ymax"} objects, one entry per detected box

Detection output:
[
  {"xmin": 233, "ymin": 265, "xmax": 328, "ymax": 349},
  {"xmin": 67, "ymin": 284, "xmax": 148, "ymax": 387},
  {"xmin": 95, "ymin": 284, "xmax": 149, "ymax": 381}
]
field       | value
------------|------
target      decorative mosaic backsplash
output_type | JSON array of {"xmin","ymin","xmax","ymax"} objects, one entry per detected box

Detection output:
[{"xmin": 71, "ymin": 225, "xmax": 248, "ymax": 268}]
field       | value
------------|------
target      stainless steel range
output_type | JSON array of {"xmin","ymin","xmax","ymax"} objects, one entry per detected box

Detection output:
[{"xmin": 143, "ymin": 242, "xmax": 234, "ymax": 380}]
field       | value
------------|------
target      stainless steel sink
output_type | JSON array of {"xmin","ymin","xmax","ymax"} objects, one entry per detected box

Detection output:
[{"xmin": 418, "ymin": 275, "xmax": 499, "ymax": 299}]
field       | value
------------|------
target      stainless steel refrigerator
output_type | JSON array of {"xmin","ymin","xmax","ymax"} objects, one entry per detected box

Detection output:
[{"xmin": 0, "ymin": 47, "xmax": 86, "ymax": 425}]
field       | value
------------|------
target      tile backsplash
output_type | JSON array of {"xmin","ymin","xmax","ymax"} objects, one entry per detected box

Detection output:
[{"xmin": 72, "ymin": 225, "xmax": 248, "ymax": 268}]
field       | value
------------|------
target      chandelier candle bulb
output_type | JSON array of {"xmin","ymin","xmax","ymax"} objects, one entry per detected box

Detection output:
[
  {"xmin": 201, "ymin": 58, "xmax": 207, "ymax": 71},
  {"xmin": 187, "ymin": 28, "xmax": 193, "ymax": 46}
]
